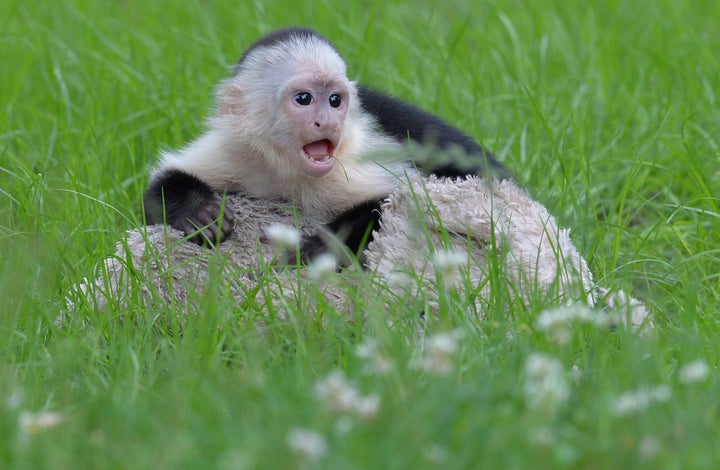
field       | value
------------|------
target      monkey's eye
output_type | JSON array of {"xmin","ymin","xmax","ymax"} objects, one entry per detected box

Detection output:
[
  {"xmin": 329, "ymin": 94, "xmax": 342, "ymax": 108},
  {"xmin": 294, "ymin": 92, "xmax": 313, "ymax": 106}
]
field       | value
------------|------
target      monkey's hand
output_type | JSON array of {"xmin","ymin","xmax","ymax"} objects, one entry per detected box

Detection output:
[
  {"xmin": 176, "ymin": 194, "xmax": 235, "ymax": 246},
  {"xmin": 144, "ymin": 169, "xmax": 235, "ymax": 246}
]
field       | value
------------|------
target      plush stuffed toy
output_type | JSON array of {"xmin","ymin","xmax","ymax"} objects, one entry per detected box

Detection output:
[
  {"xmin": 65, "ymin": 193, "xmax": 340, "ymax": 322},
  {"xmin": 64, "ymin": 176, "xmax": 650, "ymax": 329},
  {"xmin": 365, "ymin": 176, "xmax": 593, "ymax": 305}
]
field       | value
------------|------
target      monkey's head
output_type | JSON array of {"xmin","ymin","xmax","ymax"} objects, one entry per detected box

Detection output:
[{"xmin": 216, "ymin": 28, "xmax": 358, "ymax": 180}]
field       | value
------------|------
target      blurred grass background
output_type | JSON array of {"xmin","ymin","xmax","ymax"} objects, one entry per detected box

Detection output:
[{"xmin": 1, "ymin": 0, "xmax": 719, "ymax": 468}]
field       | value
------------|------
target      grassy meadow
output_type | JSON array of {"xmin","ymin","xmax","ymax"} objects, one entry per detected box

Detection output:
[{"xmin": 1, "ymin": 0, "xmax": 719, "ymax": 468}]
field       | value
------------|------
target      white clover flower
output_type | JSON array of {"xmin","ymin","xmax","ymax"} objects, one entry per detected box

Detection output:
[
  {"xmin": 413, "ymin": 330, "xmax": 463, "ymax": 375},
  {"xmin": 638, "ymin": 436, "xmax": 660, "ymax": 462},
  {"xmin": 427, "ymin": 330, "xmax": 463, "ymax": 356},
  {"xmin": 356, "ymin": 338, "xmax": 395, "ymax": 375},
  {"xmin": 314, "ymin": 370, "xmax": 360, "ymax": 414},
  {"xmin": 385, "ymin": 271, "xmax": 413, "ymax": 290},
  {"xmin": 308, "ymin": 252, "xmax": 337, "ymax": 282},
  {"xmin": 678, "ymin": 359, "xmax": 710, "ymax": 384},
  {"xmin": 264, "ymin": 223, "xmax": 301, "ymax": 249},
  {"xmin": 334, "ymin": 416, "xmax": 354, "ymax": 435},
  {"xmin": 528, "ymin": 426, "xmax": 556, "ymax": 447},
  {"xmin": 286, "ymin": 427, "xmax": 328, "ymax": 462},
  {"xmin": 355, "ymin": 338, "xmax": 378, "ymax": 359},
  {"xmin": 431, "ymin": 249, "xmax": 467, "ymax": 270},
  {"xmin": 431, "ymin": 249, "xmax": 467, "ymax": 287},
  {"xmin": 611, "ymin": 385, "xmax": 672, "ymax": 417},
  {"xmin": 353, "ymin": 394, "xmax": 381, "ymax": 421},
  {"xmin": 314, "ymin": 370, "xmax": 382, "ymax": 421},
  {"xmin": 524, "ymin": 353, "xmax": 570, "ymax": 411},
  {"xmin": 535, "ymin": 304, "xmax": 597, "ymax": 344},
  {"xmin": 6, "ymin": 389, "xmax": 24, "ymax": 409},
  {"xmin": 422, "ymin": 444, "xmax": 449, "ymax": 464},
  {"xmin": 18, "ymin": 411, "xmax": 63, "ymax": 436},
  {"xmin": 570, "ymin": 364, "xmax": 582, "ymax": 383}
]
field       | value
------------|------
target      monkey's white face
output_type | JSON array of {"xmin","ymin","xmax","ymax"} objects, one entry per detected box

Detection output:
[{"xmin": 279, "ymin": 71, "xmax": 350, "ymax": 178}]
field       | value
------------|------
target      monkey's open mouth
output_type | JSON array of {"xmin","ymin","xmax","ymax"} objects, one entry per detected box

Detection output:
[
  {"xmin": 301, "ymin": 139, "xmax": 336, "ymax": 177},
  {"xmin": 303, "ymin": 139, "xmax": 335, "ymax": 160}
]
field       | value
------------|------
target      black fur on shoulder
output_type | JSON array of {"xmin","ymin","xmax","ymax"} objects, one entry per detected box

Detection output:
[
  {"xmin": 358, "ymin": 85, "xmax": 510, "ymax": 179},
  {"xmin": 144, "ymin": 169, "xmax": 235, "ymax": 246}
]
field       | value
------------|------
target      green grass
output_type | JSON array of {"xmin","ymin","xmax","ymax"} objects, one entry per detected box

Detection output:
[{"xmin": 2, "ymin": 0, "xmax": 719, "ymax": 468}]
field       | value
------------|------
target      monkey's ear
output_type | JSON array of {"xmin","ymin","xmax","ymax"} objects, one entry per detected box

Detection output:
[{"xmin": 219, "ymin": 83, "xmax": 244, "ymax": 115}]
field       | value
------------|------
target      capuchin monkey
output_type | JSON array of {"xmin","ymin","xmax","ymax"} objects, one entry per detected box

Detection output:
[{"xmin": 144, "ymin": 27, "xmax": 508, "ymax": 256}]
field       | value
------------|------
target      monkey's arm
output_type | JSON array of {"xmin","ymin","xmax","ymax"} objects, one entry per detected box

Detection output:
[
  {"xmin": 300, "ymin": 199, "xmax": 382, "ymax": 265},
  {"xmin": 144, "ymin": 169, "xmax": 235, "ymax": 245}
]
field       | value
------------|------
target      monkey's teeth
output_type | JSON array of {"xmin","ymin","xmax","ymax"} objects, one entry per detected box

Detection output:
[{"xmin": 303, "ymin": 139, "xmax": 333, "ymax": 158}]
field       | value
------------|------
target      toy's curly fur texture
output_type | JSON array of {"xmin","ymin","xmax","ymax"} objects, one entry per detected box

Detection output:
[
  {"xmin": 67, "ymin": 195, "xmax": 345, "ymax": 322},
  {"xmin": 67, "ymin": 176, "xmax": 650, "ymax": 328},
  {"xmin": 365, "ymin": 176, "xmax": 596, "ymax": 311}
]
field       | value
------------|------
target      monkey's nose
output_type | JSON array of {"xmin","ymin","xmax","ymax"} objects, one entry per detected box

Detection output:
[{"xmin": 313, "ymin": 110, "xmax": 335, "ymax": 130}]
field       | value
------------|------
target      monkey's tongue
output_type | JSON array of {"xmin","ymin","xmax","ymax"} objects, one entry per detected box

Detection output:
[
  {"xmin": 303, "ymin": 140, "xmax": 333, "ymax": 159},
  {"xmin": 301, "ymin": 139, "xmax": 335, "ymax": 177}
]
